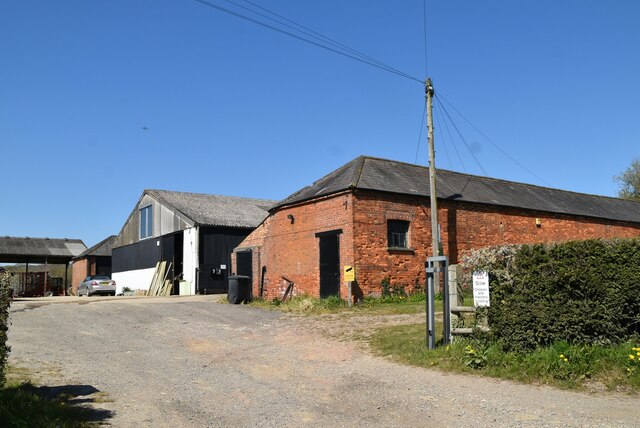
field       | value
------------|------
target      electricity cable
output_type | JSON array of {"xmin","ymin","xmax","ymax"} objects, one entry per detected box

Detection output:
[
  {"xmin": 436, "ymin": 92, "xmax": 552, "ymax": 186},
  {"xmin": 194, "ymin": 0, "xmax": 423, "ymax": 83},
  {"xmin": 432, "ymin": 101, "xmax": 452, "ymax": 170},
  {"xmin": 235, "ymin": 0, "xmax": 406, "ymax": 76},
  {"xmin": 414, "ymin": 103, "xmax": 426, "ymax": 164},
  {"xmin": 435, "ymin": 100, "xmax": 465, "ymax": 172},
  {"xmin": 423, "ymin": 0, "xmax": 429, "ymax": 76},
  {"xmin": 435, "ymin": 96, "xmax": 487, "ymax": 175}
]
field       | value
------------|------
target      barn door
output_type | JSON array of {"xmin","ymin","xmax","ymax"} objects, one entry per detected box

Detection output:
[
  {"xmin": 317, "ymin": 230, "xmax": 341, "ymax": 298},
  {"xmin": 236, "ymin": 250, "xmax": 253, "ymax": 300}
]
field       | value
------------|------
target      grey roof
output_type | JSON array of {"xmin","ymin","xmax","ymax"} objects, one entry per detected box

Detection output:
[
  {"xmin": 74, "ymin": 235, "xmax": 117, "ymax": 259},
  {"xmin": 274, "ymin": 156, "xmax": 640, "ymax": 224},
  {"xmin": 0, "ymin": 236, "xmax": 87, "ymax": 264},
  {"xmin": 147, "ymin": 189, "xmax": 275, "ymax": 228}
]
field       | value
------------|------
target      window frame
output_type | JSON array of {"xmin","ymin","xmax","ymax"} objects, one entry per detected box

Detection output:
[
  {"xmin": 139, "ymin": 204, "xmax": 153, "ymax": 240},
  {"xmin": 387, "ymin": 219, "xmax": 410, "ymax": 249}
]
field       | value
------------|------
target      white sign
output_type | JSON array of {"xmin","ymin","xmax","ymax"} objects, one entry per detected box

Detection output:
[{"xmin": 472, "ymin": 271, "xmax": 490, "ymax": 307}]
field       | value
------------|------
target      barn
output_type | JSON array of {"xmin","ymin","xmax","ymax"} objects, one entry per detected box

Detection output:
[
  {"xmin": 112, "ymin": 189, "xmax": 274, "ymax": 295},
  {"xmin": 233, "ymin": 155, "xmax": 640, "ymax": 300},
  {"xmin": 71, "ymin": 235, "xmax": 117, "ymax": 294}
]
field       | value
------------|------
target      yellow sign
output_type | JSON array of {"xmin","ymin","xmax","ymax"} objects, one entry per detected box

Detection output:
[{"xmin": 343, "ymin": 265, "xmax": 355, "ymax": 282}]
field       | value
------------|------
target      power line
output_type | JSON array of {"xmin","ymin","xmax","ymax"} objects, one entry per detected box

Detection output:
[
  {"xmin": 436, "ymin": 92, "xmax": 552, "ymax": 186},
  {"xmin": 432, "ymin": 101, "xmax": 452, "ymax": 169},
  {"xmin": 193, "ymin": 0, "xmax": 423, "ymax": 83},
  {"xmin": 423, "ymin": 0, "xmax": 429, "ymax": 76},
  {"xmin": 414, "ymin": 103, "xmax": 426, "ymax": 164},
  {"xmin": 435, "ymin": 100, "xmax": 466, "ymax": 172},
  {"xmin": 435, "ymin": 95, "xmax": 487, "ymax": 175},
  {"xmin": 235, "ymin": 0, "xmax": 408, "ymax": 77}
]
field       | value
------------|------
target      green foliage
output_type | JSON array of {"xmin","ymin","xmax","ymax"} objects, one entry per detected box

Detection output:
[
  {"xmin": 615, "ymin": 157, "xmax": 640, "ymax": 201},
  {"xmin": 369, "ymin": 323, "xmax": 640, "ymax": 391},
  {"xmin": 0, "ymin": 381, "xmax": 101, "ymax": 427},
  {"xmin": 628, "ymin": 345, "xmax": 640, "ymax": 377},
  {"xmin": 250, "ymin": 292, "xmax": 429, "ymax": 315},
  {"xmin": 0, "ymin": 272, "xmax": 11, "ymax": 387},
  {"xmin": 462, "ymin": 344, "xmax": 488, "ymax": 369},
  {"xmin": 380, "ymin": 276, "xmax": 409, "ymax": 301},
  {"xmin": 462, "ymin": 238, "xmax": 640, "ymax": 352}
]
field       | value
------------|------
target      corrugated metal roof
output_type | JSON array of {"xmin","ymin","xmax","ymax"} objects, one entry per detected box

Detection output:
[
  {"xmin": 74, "ymin": 235, "xmax": 117, "ymax": 259},
  {"xmin": 273, "ymin": 156, "xmax": 640, "ymax": 224},
  {"xmin": 0, "ymin": 236, "xmax": 87, "ymax": 262},
  {"xmin": 147, "ymin": 190, "xmax": 275, "ymax": 228}
]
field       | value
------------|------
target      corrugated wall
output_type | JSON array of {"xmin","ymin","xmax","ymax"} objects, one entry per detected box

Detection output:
[{"xmin": 114, "ymin": 193, "xmax": 193, "ymax": 248}]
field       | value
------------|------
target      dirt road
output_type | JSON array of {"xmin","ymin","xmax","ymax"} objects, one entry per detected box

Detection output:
[{"xmin": 7, "ymin": 296, "xmax": 640, "ymax": 427}]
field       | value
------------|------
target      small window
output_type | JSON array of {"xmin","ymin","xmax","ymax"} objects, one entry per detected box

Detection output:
[
  {"xmin": 140, "ymin": 205, "xmax": 153, "ymax": 239},
  {"xmin": 388, "ymin": 220, "xmax": 409, "ymax": 248}
]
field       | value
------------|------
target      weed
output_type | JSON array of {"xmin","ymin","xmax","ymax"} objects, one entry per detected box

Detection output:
[
  {"xmin": 462, "ymin": 344, "xmax": 488, "ymax": 369},
  {"xmin": 369, "ymin": 323, "xmax": 640, "ymax": 392}
]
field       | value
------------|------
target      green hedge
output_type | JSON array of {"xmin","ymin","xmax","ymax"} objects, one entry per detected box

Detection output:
[
  {"xmin": 0, "ymin": 271, "xmax": 11, "ymax": 386},
  {"xmin": 462, "ymin": 239, "xmax": 640, "ymax": 352}
]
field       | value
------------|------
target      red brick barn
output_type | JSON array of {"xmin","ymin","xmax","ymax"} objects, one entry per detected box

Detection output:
[
  {"xmin": 233, "ymin": 156, "xmax": 640, "ymax": 300},
  {"xmin": 71, "ymin": 235, "xmax": 116, "ymax": 294}
]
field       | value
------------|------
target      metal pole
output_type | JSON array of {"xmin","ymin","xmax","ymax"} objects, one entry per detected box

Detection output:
[
  {"xmin": 442, "ymin": 257, "xmax": 451, "ymax": 345},
  {"xmin": 426, "ymin": 260, "xmax": 435, "ymax": 350},
  {"xmin": 44, "ymin": 257, "xmax": 48, "ymax": 296}
]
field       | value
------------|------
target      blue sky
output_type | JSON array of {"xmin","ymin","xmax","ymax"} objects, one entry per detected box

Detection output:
[{"xmin": 1, "ymin": 0, "xmax": 639, "ymax": 248}]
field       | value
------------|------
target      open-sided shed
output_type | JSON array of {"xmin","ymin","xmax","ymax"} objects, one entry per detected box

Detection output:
[{"xmin": 0, "ymin": 236, "xmax": 87, "ymax": 295}]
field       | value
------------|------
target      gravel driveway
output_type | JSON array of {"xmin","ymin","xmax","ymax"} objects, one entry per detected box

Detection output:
[{"xmin": 7, "ymin": 296, "xmax": 640, "ymax": 427}]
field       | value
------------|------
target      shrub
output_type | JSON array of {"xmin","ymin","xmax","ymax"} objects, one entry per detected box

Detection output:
[
  {"xmin": 0, "ymin": 271, "xmax": 12, "ymax": 386},
  {"xmin": 462, "ymin": 238, "xmax": 640, "ymax": 352}
]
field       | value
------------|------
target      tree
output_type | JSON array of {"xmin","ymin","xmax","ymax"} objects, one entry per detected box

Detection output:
[{"xmin": 615, "ymin": 158, "xmax": 640, "ymax": 201}]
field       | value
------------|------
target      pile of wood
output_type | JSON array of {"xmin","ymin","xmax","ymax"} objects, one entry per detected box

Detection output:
[{"xmin": 147, "ymin": 261, "xmax": 173, "ymax": 296}]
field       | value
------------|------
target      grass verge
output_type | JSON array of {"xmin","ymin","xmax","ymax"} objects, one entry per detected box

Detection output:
[
  {"xmin": 0, "ymin": 366, "xmax": 112, "ymax": 427},
  {"xmin": 249, "ymin": 293, "xmax": 441, "ymax": 316},
  {"xmin": 369, "ymin": 323, "xmax": 640, "ymax": 392}
]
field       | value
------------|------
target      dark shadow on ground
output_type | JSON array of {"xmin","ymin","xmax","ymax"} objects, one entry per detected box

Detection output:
[{"xmin": 0, "ymin": 382, "xmax": 114, "ymax": 425}]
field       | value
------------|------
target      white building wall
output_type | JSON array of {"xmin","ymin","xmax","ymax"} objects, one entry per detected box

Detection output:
[
  {"xmin": 113, "ymin": 267, "xmax": 156, "ymax": 295},
  {"xmin": 182, "ymin": 227, "xmax": 199, "ymax": 295}
]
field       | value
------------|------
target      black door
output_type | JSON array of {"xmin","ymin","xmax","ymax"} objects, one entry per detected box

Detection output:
[
  {"xmin": 236, "ymin": 250, "xmax": 253, "ymax": 299},
  {"xmin": 318, "ymin": 232, "xmax": 340, "ymax": 298},
  {"xmin": 236, "ymin": 250, "xmax": 252, "ymax": 277}
]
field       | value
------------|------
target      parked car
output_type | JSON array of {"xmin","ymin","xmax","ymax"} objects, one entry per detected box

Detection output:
[{"xmin": 78, "ymin": 275, "xmax": 116, "ymax": 297}]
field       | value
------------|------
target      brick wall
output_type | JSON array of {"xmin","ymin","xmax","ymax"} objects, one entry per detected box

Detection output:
[
  {"xmin": 71, "ymin": 258, "xmax": 88, "ymax": 294},
  {"xmin": 235, "ymin": 192, "xmax": 354, "ymax": 300},
  {"xmin": 353, "ymin": 190, "xmax": 640, "ymax": 295},
  {"xmin": 235, "ymin": 189, "xmax": 640, "ymax": 299}
]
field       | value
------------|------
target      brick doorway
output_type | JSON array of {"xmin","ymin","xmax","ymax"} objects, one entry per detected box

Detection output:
[{"xmin": 317, "ymin": 230, "xmax": 341, "ymax": 298}]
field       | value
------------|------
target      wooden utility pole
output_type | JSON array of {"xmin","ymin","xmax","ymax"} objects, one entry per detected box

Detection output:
[{"xmin": 426, "ymin": 78, "xmax": 440, "ymax": 262}]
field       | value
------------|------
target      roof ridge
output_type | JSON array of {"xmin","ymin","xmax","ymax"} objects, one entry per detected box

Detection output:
[
  {"xmin": 148, "ymin": 188, "xmax": 275, "ymax": 202},
  {"xmin": 351, "ymin": 156, "xmax": 367, "ymax": 188},
  {"xmin": 354, "ymin": 157, "xmax": 637, "ymax": 204}
]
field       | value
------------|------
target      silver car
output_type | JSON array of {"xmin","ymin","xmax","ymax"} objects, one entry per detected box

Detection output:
[{"xmin": 78, "ymin": 275, "xmax": 116, "ymax": 297}]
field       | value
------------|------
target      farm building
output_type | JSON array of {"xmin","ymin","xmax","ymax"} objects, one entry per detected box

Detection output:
[
  {"xmin": 0, "ymin": 236, "xmax": 87, "ymax": 296},
  {"xmin": 233, "ymin": 155, "xmax": 640, "ymax": 300},
  {"xmin": 71, "ymin": 235, "xmax": 117, "ymax": 294},
  {"xmin": 112, "ymin": 189, "xmax": 274, "ymax": 295}
]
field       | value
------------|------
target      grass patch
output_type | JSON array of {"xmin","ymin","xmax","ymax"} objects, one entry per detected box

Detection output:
[
  {"xmin": 249, "ymin": 293, "xmax": 442, "ymax": 316},
  {"xmin": 369, "ymin": 323, "xmax": 640, "ymax": 392},
  {"xmin": 0, "ymin": 366, "xmax": 113, "ymax": 427}
]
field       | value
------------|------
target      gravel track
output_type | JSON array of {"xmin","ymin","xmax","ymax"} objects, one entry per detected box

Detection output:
[{"xmin": 7, "ymin": 296, "xmax": 640, "ymax": 427}]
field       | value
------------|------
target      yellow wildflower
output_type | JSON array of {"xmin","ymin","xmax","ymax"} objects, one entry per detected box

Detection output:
[
  {"xmin": 630, "ymin": 355, "xmax": 636, "ymax": 360},
  {"xmin": 559, "ymin": 354, "xmax": 565, "ymax": 359}
]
